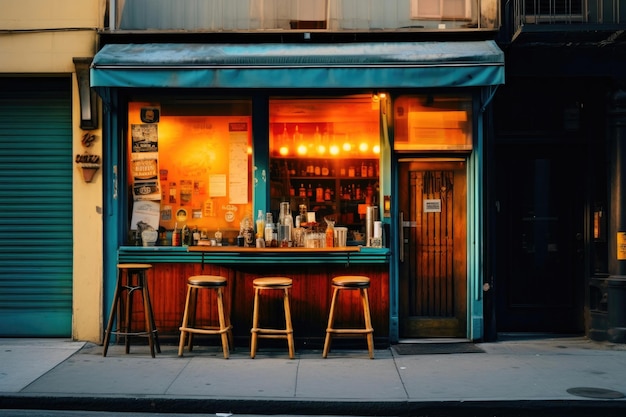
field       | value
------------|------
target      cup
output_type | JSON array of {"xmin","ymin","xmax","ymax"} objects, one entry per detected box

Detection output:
[
  {"xmin": 334, "ymin": 227, "xmax": 348, "ymax": 247},
  {"xmin": 141, "ymin": 230, "xmax": 158, "ymax": 247}
]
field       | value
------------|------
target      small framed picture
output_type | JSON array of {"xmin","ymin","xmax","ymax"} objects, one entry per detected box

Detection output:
[{"xmin": 141, "ymin": 107, "xmax": 160, "ymax": 123}]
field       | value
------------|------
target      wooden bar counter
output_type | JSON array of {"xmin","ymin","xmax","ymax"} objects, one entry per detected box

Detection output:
[{"xmin": 117, "ymin": 245, "xmax": 390, "ymax": 348}]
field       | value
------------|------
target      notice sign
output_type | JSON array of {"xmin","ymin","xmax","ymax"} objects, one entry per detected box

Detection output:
[
  {"xmin": 617, "ymin": 232, "xmax": 626, "ymax": 260},
  {"xmin": 424, "ymin": 199, "xmax": 442, "ymax": 213}
]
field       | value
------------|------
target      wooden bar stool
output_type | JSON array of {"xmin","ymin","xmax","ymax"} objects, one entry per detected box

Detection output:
[
  {"xmin": 323, "ymin": 275, "xmax": 374, "ymax": 359},
  {"xmin": 103, "ymin": 263, "xmax": 161, "ymax": 358},
  {"xmin": 178, "ymin": 275, "xmax": 233, "ymax": 359},
  {"xmin": 250, "ymin": 277, "xmax": 295, "ymax": 359}
]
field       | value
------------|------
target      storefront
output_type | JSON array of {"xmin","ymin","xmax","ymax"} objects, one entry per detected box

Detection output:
[{"xmin": 91, "ymin": 41, "xmax": 504, "ymax": 344}]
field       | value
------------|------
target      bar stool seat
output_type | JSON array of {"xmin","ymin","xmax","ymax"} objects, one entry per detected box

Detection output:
[
  {"xmin": 178, "ymin": 275, "xmax": 233, "ymax": 359},
  {"xmin": 323, "ymin": 275, "xmax": 374, "ymax": 359},
  {"xmin": 103, "ymin": 263, "xmax": 161, "ymax": 358},
  {"xmin": 250, "ymin": 277, "xmax": 295, "ymax": 359}
]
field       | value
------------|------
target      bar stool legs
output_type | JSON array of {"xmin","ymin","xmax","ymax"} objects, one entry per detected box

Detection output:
[
  {"xmin": 250, "ymin": 277, "xmax": 295, "ymax": 359},
  {"xmin": 323, "ymin": 275, "xmax": 374, "ymax": 359},
  {"xmin": 178, "ymin": 275, "xmax": 233, "ymax": 359},
  {"xmin": 103, "ymin": 263, "xmax": 161, "ymax": 358}
]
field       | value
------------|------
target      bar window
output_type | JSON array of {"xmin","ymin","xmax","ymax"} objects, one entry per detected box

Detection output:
[
  {"xmin": 268, "ymin": 95, "xmax": 381, "ymax": 245},
  {"xmin": 394, "ymin": 94, "xmax": 473, "ymax": 151},
  {"xmin": 126, "ymin": 100, "xmax": 252, "ymax": 246}
]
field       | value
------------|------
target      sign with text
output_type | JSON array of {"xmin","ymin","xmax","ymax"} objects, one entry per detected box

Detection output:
[{"xmin": 423, "ymin": 199, "xmax": 442, "ymax": 213}]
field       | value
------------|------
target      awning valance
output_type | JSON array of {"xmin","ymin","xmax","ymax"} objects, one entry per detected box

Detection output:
[{"xmin": 91, "ymin": 41, "xmax": 504, "ymax": 90}]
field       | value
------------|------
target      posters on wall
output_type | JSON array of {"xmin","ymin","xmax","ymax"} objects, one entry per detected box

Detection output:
[
  {"xmin": 131, "ymin": 123, "xmax": 161, "ymax": 201},
  {"xmin": 228, "ymin": 122, "xmax": 249, "ymax": 205},
  {"xmin": 129, "ymin": 123, "xmax": 161, "ymax": 230}
]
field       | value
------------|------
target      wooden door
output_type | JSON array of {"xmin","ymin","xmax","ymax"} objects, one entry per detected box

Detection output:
[{"xmin": 399, "ymin": 159, "xmax": 467, "ymax": 338}]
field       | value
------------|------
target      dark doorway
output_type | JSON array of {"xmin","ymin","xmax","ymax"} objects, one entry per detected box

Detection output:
[{"xmin": 494, "ymin": 144, "xmax": 585, "ymax": 333}]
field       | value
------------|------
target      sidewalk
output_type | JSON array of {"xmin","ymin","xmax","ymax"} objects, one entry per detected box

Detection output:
[{"xmin": 1, "ymin": 336, "xmax": 626, "ymax": 416}]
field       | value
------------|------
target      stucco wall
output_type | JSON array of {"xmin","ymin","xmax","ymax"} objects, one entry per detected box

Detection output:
[{"xmin": 0, "ymin": 0, "xmax": 106, "ymax": 342}]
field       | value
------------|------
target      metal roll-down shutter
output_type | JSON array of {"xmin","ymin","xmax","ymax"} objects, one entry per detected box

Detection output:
[{"xmin": 0, "ymin": 77, "xmax": 73, "ymax": 336}]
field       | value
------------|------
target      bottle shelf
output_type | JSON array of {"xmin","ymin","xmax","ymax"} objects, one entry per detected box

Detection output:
[{"xmin": 272, "ymin": 157, "xmax": 379, "ymax": 229}]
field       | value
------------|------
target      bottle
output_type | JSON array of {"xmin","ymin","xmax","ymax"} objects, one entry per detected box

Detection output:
[
  {"xmin": 315, "ymin": 184, "xmax": 324, "ymax": 202},
  {"xmin": 365, "ymin": 184, "xmax": 374, "ymax": 205},
  {"xmin": 314, "ymin": 125, "xmax": 322, "ymax": 147},
  {"xmin": 293, "ymin": 125, "xmax": 303, "ymax": 146},
  {"xmin": 279, "ymin": 201, "xmax": 293, "ymax": 245},
  {"xmin": 256, "ymin": 210, "xmax": 265, "ymax": 239},
  {"xmin": 321, "ymin": 160, "xmax": 329, "ymax": 176},
  {"xmin": 241, "ymin": 215, "xmax": 255, "ymax": 247},
  {"xmin": 171, "ymin": 223, "xmax": 180, "ymax": 246},
  {"xmin": 326, "ymin": 224, "xmax": 334, "ymax": 248},
  {"xmin": 281, "ymin": 123, "xmax": 289, "ymax": 149},
  {"xmin": 361, "ymin": 160, "xmax": 368, "ymax": 177},
  {"xmin": 284, "ymin": 210, "xmax": 293, "ymax": 244},
  {"xmin": 299, "ymin": 183, "xmax": 306, "ymax": 198},
  {"xmin": 191, "ymin": 226, "xmax": 199, "ymax": 246},
  {"xmin": 293, "ymin": 212, "xmax": 305, "ymax": 247},
  {"xmin": 181, "ymin": 225, "xmax": 190, "ymax": 247}
]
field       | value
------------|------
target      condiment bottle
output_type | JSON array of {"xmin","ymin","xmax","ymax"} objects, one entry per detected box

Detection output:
[{"xmin": 256, "ymin": 210, "xmax": 265, "ymax": 239}]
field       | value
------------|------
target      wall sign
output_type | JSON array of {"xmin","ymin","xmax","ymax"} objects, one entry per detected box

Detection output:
[
  {"xmin": 75, "ymin": 132, "xmax": 101, "ymax": 183},
  {"xmin": 423, "ymin": 199, "xmax": 442, "ymax": 213}
]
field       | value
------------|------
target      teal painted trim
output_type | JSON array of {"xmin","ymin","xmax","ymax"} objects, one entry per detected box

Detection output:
[
  {"xmin": 383, "ymin": 96, "xmax": 399, "ymax": 343},
  {"xmin": 253, "ymin": 97, "xmax": 269, "ymax": 214},
  {"xmin": 118, "ymin": 246, "xmax": 390, "ymax": 265},
  {"xmin": 466, "ymin": 94, "xmax": 485, "ymax": 342},
  {"xmin": 102, "ymin": 89, "xmax": 122, "ymax": 329}
]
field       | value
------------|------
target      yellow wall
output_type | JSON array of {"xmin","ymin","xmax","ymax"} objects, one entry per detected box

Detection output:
[{"xmin": 0, "ymin": 0, "xmax": 106, "ymax": 342}]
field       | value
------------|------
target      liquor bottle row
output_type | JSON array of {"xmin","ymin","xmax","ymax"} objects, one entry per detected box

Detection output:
[
  {"xmin": 271, "ymin": 158, "xmax": 379, "ymax": 179},
  {"xmin": 289, "ymin": 181, "xmax": 377, "ymax": 203}
]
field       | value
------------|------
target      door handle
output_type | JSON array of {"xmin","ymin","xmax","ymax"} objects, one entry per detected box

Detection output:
[{"xmin": 399, "ymin": 211, "xmax": 404, "ymax": 262}]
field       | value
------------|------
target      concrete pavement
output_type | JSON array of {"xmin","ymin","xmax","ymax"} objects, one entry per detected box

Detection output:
[{"xmin": 1, "ymin": 335, "xmax": 626, "ymax": 416}]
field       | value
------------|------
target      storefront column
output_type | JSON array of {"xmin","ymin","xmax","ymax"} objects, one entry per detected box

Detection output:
[{"xmin": 607, "ymin": 89, "xmax": 626, "ymax": 343}]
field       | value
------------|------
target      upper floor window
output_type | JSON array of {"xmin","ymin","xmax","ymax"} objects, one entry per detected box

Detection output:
[
  {"xmin": 113, "ymin": 0, "xmax": 497, "ymax": 31},
  {"xmin": 411, "ymin": 0, "xmax": 471, "ymax": 21}
]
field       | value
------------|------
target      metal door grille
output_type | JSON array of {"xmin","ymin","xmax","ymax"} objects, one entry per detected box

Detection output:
[{"xmin": 0, "ymin": 77, "xmax": 73, "ymax": 336}]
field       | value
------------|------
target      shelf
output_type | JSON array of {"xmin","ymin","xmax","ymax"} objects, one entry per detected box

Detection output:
[
  {"xmin": 289, "ymin": 176, "xmax": 378, "ymax": 180},
  {"xmin": 272, "ymin": 156, "xmax": 380, "ymax": 227}
]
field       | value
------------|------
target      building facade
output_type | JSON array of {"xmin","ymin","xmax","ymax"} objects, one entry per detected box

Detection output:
[{"xmin": 1, "ymin": 0, "xmax": 624, "ymax": 345}]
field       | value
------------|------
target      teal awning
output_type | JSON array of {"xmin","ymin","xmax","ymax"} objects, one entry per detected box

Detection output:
[{"xmin": 91, "ymin": 41, "xmax": 504, "ymax": 90}]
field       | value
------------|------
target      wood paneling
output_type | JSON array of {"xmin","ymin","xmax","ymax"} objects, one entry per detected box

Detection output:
[{"xmin": 136, "ymin": 263, "xmax": 389, "ymax": 347}]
